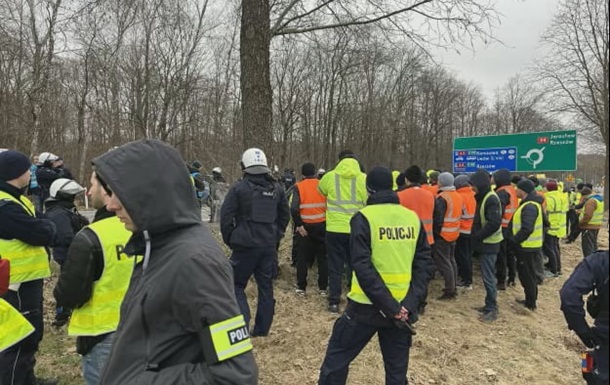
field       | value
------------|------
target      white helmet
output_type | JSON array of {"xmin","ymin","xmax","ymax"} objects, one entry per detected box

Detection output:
[
  {"xmin": 317, "ymin": 168, "xmax": 326, "ymax": 174},
  {"xmin": 39, "ymin": 152, "xmax": 59, "ymax": 164},
  {"xmin": 50, "ymin": 178, "xmax": 85, "ymax": 199},
  {"xmin": 212, "ymin": 167, "xmax": 222, "ymax": 174},
  {"xmin": 241, "ymin": 148, "xmax": 270, "ymax": 174}
]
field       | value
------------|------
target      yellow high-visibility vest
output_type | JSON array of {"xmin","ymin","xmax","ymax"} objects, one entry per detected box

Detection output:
[
  {"xmin": 0, "ymin": 298, "xmax": 34, "ymax": 352},
  {"xmin": 580, "ymin": 197, "xmax": 604, "ymax": 226},
  {"xmin": 348, "ymin": 204, "xmax": 420, "ymax": 304},
  {"xmin": 546, "ymin": 191, "xmax": 567, "ymax": 238},
  {"xmin": 0, "ymin": 191, "xmax": 50, "ymax": 284},
  {"xmin": 68, "ymin": 216, "xmax": 134, "ymax": 336},
  {"xmin": 512, "ymin": 201, "xmax": 543, "ymax": 248},
  {"xmin": 480, "ymin": 191, "xmax": 503, "ymax": 244}
]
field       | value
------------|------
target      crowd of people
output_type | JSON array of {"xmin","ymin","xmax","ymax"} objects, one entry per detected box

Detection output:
[{"xmin": 0, "ymin": 142, "xmax": 607, "ymax": 385}]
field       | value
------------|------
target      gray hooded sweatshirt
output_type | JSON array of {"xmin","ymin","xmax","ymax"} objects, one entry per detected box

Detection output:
[{"xmin": 93, "ymin": 139, "xmax": 258, "ymax": 385}]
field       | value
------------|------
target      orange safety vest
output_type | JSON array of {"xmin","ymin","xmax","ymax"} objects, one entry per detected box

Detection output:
[
  {"xmin": 497, "ymin": 185, "xmax": 518, "ymax": 228},
  {"xmin": 295, "ymin": 178, "xmax": 326, "ymax": 224},
  {"xmin": 422, "ymin": 184, "xmax": 439, "ymax": 196},
  {"xmin": 397, "ymin": 186, "xmax": 435, "ymax": 245},
  {"xmin": 456, "ymin": 186, "xmax": 476, "ymax": 235},
  {"xmin": 439, "ymin": 190, "xmax": 463, "ymax": 242}
]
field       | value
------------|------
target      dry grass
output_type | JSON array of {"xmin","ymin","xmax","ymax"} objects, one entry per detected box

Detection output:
[{"xmin": 36, "ymin": 227, "xmax": 608, "ymax": 384}]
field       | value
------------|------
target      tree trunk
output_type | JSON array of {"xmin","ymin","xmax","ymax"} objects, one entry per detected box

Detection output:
[{"xmin": 240, "ymin": 0, "xmax": 272, "ymax": 151}]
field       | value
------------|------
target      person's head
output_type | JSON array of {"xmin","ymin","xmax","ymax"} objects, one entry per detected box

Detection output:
[
  {"xmin": 317, "ymin": 168, "xmax": 326, "ymax": 179},
  {"xmin": 516, "ymin": 179, "xmax": 536, "ymax": 200},
  {"xmin": 53, "ymin": 157, "xmax": 64, "ymax": 168},
  {"xmin": 241, "ymin": 148, "xmax": 270, "ymax": 175},
  {"xmin": 32, "ymin": 155, "xmax": 39, "ymax": 165},
  {"xmin": 38, "ymin": 152, "xmax": 59, "ymax": 167},
  {"xmin": 404, "ymin": 165, "xmax": 423, "ymax": 185},
  {"xmin": 545, "ymin": 180, "xmax": 558, "ymax": 192},
  {"xmin": 106, "ymin": 185, "xmax": 137, "ymax": 231},
  {"xmin": 212, "ymin": 166, "xmax": 222, "ymax": 175},
  {"xmin": 49, "ymin": 178, "xmax": 85, "ymax": 202},
  {"xmin": 88, "ymin": 171, "xmax": 111, "ymax": 210},
  {"xmin": 366, "ymin": 166, "xmax": 393, "ymax": 194},
  {"xmin": 491, "ymin": 168, "xmax": 511, "ymax": 188},
  {"xmin": 395, "ymin": 172, "xmax": 406, "ymax": 189},
  {"xmin": 576, "ymin": 182, "xmax": 584, "ymax": 191},
  {"xmin": 338, "ymin": 149, "xmax": 355, "ymax": 161},
  {"xmin": 454, "ymin": 174, "xmax": 471, "ymax": 190},
  {"xmin": 511, "ymin": 175, "xmax": 523, "ymax": 186},
  {"xmin": 528, "ymin": 175, "xmax": 540, "ymax": 187},
  {"xmin": 0, "ymin": 150, "xmax": 32, "ymax": 189},
  {"xmin": 427, "ymin": 170, "xmax": 440, "ymax": 185},
  {"xmin": 301, "ymin": 162, "xmax": 316, "ymax": 178},
  {"xmin": 438, "ymin": 172, "xmax": 455, "ymax": 191},
  {"xmin": 470, "ymin": 169, "xmax": 492, "ymax": 194},
  {"xmin": 191, "ymin": 160, "xmax": 202, "ymax": 170}
]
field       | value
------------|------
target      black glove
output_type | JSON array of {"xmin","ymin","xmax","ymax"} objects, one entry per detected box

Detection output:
[{"xmin": 576, "ymin": 329, "xmax": 598, "ymax": 349}]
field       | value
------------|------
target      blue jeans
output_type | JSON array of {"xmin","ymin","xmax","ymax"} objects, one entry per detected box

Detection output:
[
  {"xmin": 326, "ymin": 232, "xmax": 351, "ymax": 306},
  {"xmin": 82, "ymin": 333, "xmax": 115, "ymax": 385},
  {"xmin": 479, "ymin": 252, "xmax": 498, "ymax": 312},
  {"xmin": 230, "ymin": 247, "xmax": 276, "ymax": 335}
]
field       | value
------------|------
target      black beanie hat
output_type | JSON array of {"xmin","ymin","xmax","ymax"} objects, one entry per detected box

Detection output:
[
  {"xmin": 517, "ymin": 179, "xmax": 535, "ymax": 194},
  {"xmin": 301, "ymin": 162, "xmax": 316, "ymax": 177},
  {"xmin": 367, "ymin": 166, "xmax": 393, "ymax": 192},
  {"xmin": 404, "ymin": 165, "xmax": 423, "ymax": 183},
  {"xmin": 338, "ymin": 149, "xmax": 355, "ymax": 160},
  {"xmin": 0, "ymin": 150, "xmax": 31, "ymax": 181}
]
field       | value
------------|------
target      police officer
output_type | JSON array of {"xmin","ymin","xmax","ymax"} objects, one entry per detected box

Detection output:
[
  {"xmin": 53, "ymin": 171, "xmax": 134, "ymax": 385},
  {"xmin": 0, "ymin": 150, "xmax": 58, "ymax": 385},
  {"xmin": 560, "ymin": 250, "xmax": 609, "ymax": 385},
  {"xmin": 318, "ymin": 167, "xmax": 434, "ymax": 385},
  {"xmin": 220, "ymin": 148, "xmax": 290, "ymax": 337}
]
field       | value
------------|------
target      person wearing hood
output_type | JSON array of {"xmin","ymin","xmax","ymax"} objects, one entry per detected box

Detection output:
[
  {"xmin": 53, "ymin": 171, "xmax": 133, "ymax": 385},
  {"xmin": 92, "ymin": 140, "xmax": 257, "ymax": 385},
  {"xmin": 431, "ymin": 172, "xmax": 463, "ymax": 300},
  {"xmin": 492, "ymin": 168, "xmax": 518, "ymax": 289},
  {"xmin": 221, "ymin": 147, "xmax": 290, "ymax": 337},
  {"xmin": 0, "ymin": 150, "xmax": 58, "ymax": 385},
  {"xmin": 470, "ymin": 169, "xmax": 503, "ymax": 322},
  {"xmin": 454, "ymin": 174, "xmax": 476, "ymax": 289},
  {"xmin": 544, "ymin": 180, "xmax": 568, "ymax": 276},
  {"xmin": 528, "ymin": 183, "xmax": 549, "ymax": 285},
  {"xmin": 318, "ymin": 150, "xmax": 368, "ymax": 313},
  {"xmin": 42, "ymin": 178, "xmax": 89, "ymax": 327},
  {"xmin": 318, "ymin": 166, "xmax": 434, "ymax": 385},
  {"xmin": 579, "ymin": 185, "xmax": 604, "ymax": 258},
  {"xmin": 507, "ymin": 179, "xmax": 544, "ymax": 311}
]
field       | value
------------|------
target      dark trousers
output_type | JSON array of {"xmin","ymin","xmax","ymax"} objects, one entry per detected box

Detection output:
[
  {"xmin": 296, "ymin": 223, "xmax": 328, "ymax": 291},
  {"xmin": 432, "ymin": 238, "xmax": 457, "ymax": 294},
  {"xmin": 534, "ymin": 251, "xmax": 545, "ymax": 284},
  {"xmin": 567, "ymin": 209, "xmax": 578, "ymax": 236},
  {"xmin": 478, "ymin": 252, "xmax": 498, "ymax": 313},
  {"xmin": 319, "ymin": 313, "xmax": 412, "ymax": 385},
  {"xmin": 326, "ymin": 232, "xmax": 352, "ymax": 306},
  {"xmin": 516, "ymin": 250, "xmax": 538, "ymax": 309},
  {"xmin": 568, "ymin": 212, "xmax": 581, "ymax": 242},
  {"xmin": 455, "ymin": 235, "xmax": 472, "ymax": 285},
  {"xmin": 0, "ymin": 280, "xmax": 44, "ymax": 385},
  {"xmin": 585, "ymin": 342, "xmax": 609, "ymax": 385},
  {"xmin": 496, "ymin": 238, "xmax": 516, "ymax": 284},
  {"xmin": 290, "ymin": 222, "xmax": 298, "ymax": 266},
  {"xmin": 582, "ymin": 229, "xmax": 599, "ymax": 259},
  {"xmin": 543, "ymin": 233, "xmax": 561, "ymax": 274},
  {"xmin": 230, "ymin": 247, "xmax": 276, "ymax": 336}
]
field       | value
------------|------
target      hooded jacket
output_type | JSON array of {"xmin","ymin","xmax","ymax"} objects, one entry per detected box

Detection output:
[
  {"xmin": 93, "ymin": 140, "xmax": 257, "ymax": 385},
  {"xmin": 470, "ymin": 170, "xmax": 503, "ymax": 254},
  {"xmin": 42, "ymin": 199, "xmax": 89, "ymax": 264}
]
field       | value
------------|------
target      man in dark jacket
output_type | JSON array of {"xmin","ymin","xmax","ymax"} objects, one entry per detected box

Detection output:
[
  {"xmin": 92, "ymin": 140, "xmax": 257, "ymax": 385},
  {"xmin": 318, "ymin": 167, "xmax": 434, "ymax": 385},
  {"xmin": 507, "ymin": 179, "xmax": 544, "ymax": 311},
  {"xmin": 43, "ymin": 178, "xmax": 89, "ymax": 327},
  {"xmin": 470, "ymin": 169, "xmax": 503, "ymax": 322},
  {"xmin": 0, "ymin": 150, "xmax": 58, "ymax": 385},
  {"xmin": 35, "ymin": 152, "xmax": 62, "ymax": 203},
  {"xmin": 560, "ymin": 250, "xmax": 608, "ymax": 385},
  {"xmin": 529, "ymin": 187, "xmax": 548, "ymax": 284},
  {"xmin": 221, "ymin": 148, "xmax": 290, "ymax": 337},
  {"xmin": 493, "ymin": 168, "xmax": 518, "ymax": 289}
]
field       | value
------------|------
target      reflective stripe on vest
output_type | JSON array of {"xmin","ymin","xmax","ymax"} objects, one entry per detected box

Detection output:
[
  {"xmin": 580, "ymin": 197, "xmax": 604, "ymax": 226},
  {"xmin": 323, "ymin": 173, "xmax": 366, "ymax": 233},
  {"xmin": 348, "ymin": 204, "xmax": 420, "ymax": 304},
  {"xmin": 0, "ymin": 298, "xmax": 35, "ymax": 352},
  {"xmin": 545, "ymin": 191, "xmax": 567, "ymax": 237},
  {"xmin": 68, "ymin": 216, "xmax": 134, "ymax": 336},
  {"xmin": 439, "ymin": 190, "xmax": 462, "ymax": 242},
  {"xmin": 457, "ymin": 187, "xmax": 476, "ymax": 235},
  {"xmin": 295, "ymin": 178, "xmax": 326, "ymax": 223},
  {"xmin": 512, "ymin": 201, "xmax": 543, "ymax": 248},
  {"xmin": 497, "ymin": 185, "xmax": 518, "ymax": 228},
  {"xmin": 480, "ymin": 191, "xmax": 503, "ymax": 244},
  {"xmin": 0, "ymin": 191, "xmax": 50, "ymax": 284},
  {"xmin": 397, "ymin": 187, "xmax": 435, "ymax": 245}
]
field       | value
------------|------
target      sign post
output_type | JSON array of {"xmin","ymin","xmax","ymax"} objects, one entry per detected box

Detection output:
[{"xmin": 453, "ymin": 130, "xmax": 577, "ymax": 173}]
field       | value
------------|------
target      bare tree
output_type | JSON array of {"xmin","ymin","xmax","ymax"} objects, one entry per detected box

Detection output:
[{"xmin": 537, "ymin": 0, "xmax": 609, "ymax": 202}]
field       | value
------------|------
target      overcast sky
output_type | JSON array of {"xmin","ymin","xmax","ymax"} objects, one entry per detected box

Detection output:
[{"xmin": 435, "ymin": 0, "xmax": 558, "ymax": 102}]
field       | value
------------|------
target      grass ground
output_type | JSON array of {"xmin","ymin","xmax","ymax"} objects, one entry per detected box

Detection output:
[{"xmin": 36, "ymin": 227, "xmax": 608, "ymax": 384}]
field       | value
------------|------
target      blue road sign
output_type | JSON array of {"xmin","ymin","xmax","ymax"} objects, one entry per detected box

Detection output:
[{"xmin": 453, "ymin": 147, "xmax": 517, "ymax": 173}]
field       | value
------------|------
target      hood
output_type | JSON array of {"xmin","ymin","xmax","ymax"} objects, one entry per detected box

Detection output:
[
  {"xmin": 492, "ymin": 169, "xmax": 511, "ymax": 188},
  {"xmin": 334, "ymin": 158, "xmax": 362, "ymax": 178},
  {"xmin": 590, "ymin": 194, "xmax": 603, "ymax": 202},
  {"xmin": 470, "ymin": 169, "xmax": 491, "ymax": 192},
  {"xmin": 244, "ymin": 173, "xmax": 274, "ymax": 187},
  {"xmin": 92, "ymin": 139, "xmax": 201, "ymax": 236}
]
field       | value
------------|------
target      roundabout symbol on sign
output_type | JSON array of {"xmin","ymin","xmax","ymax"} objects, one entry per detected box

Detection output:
[{"xmin": 521, "ymin": 147, "xmax": 545, "ymax": 169}]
